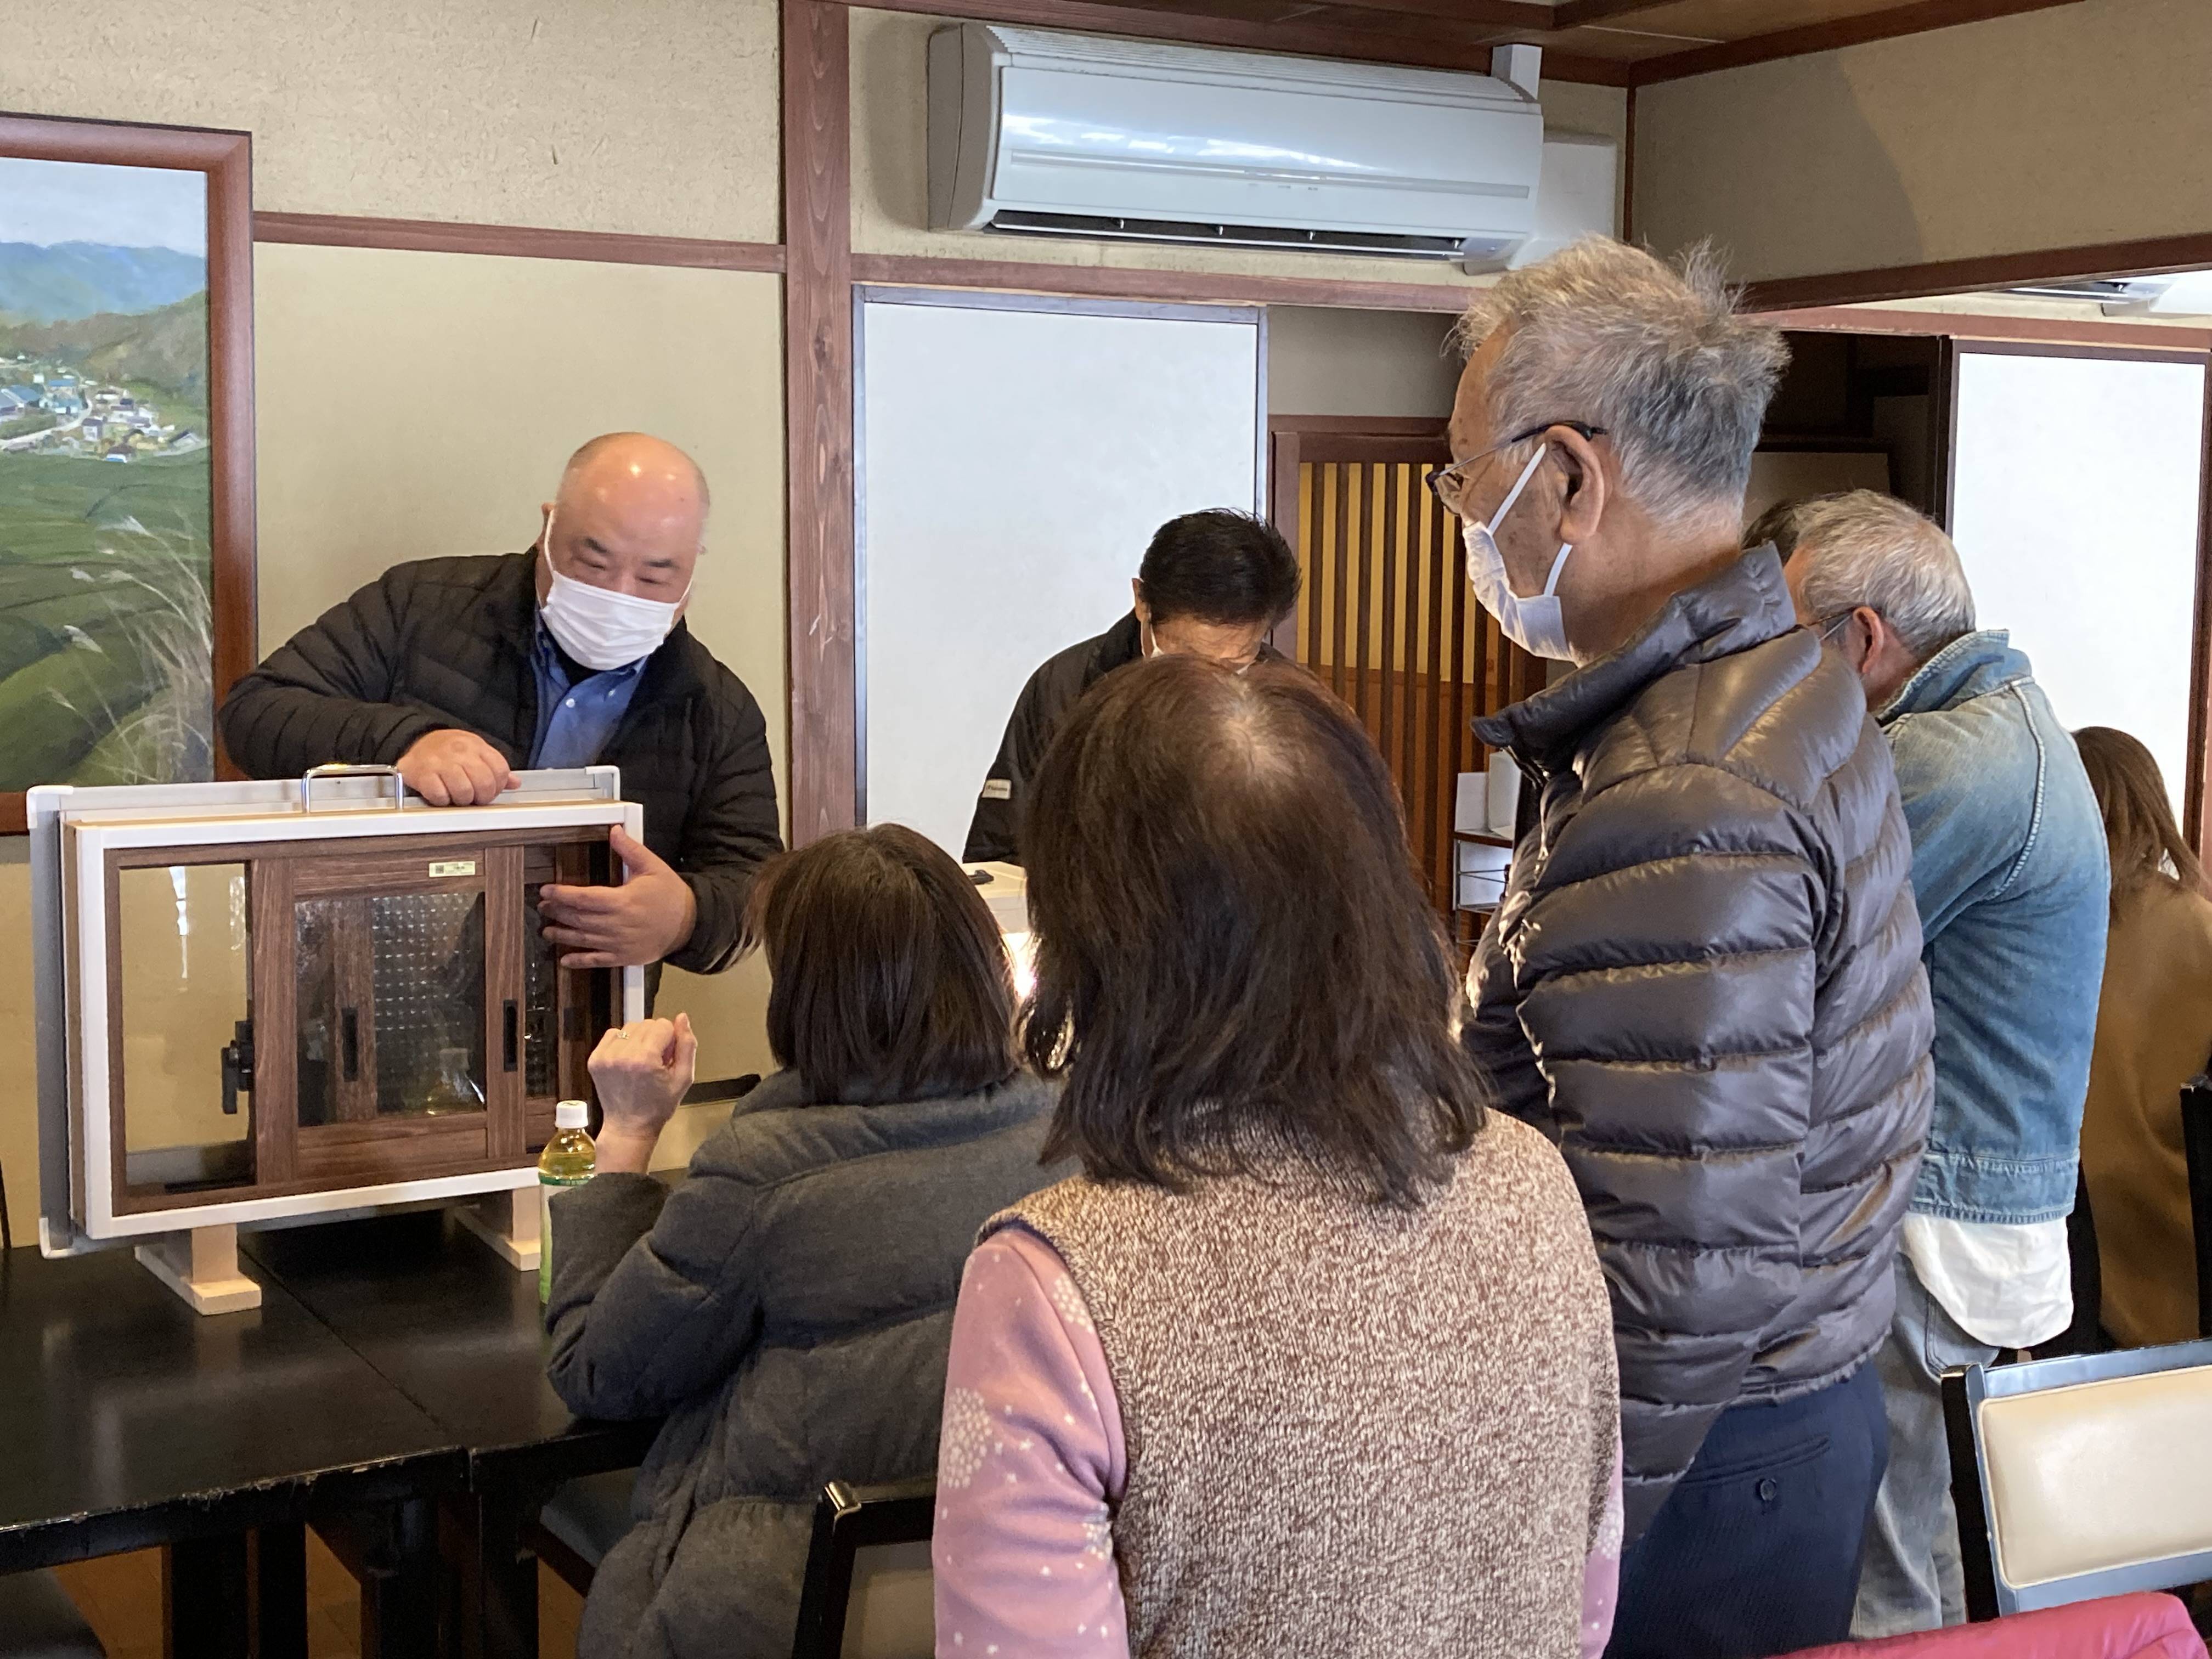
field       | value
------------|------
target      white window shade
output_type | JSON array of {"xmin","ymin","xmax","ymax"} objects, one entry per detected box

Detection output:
[
  {"xmin": 1948, "ymin": 347, "xmax": 2207, "ymax": 810},
  {"xmin": 857, "ymin": 291, "xmax": 1262, "ymax": 856}
]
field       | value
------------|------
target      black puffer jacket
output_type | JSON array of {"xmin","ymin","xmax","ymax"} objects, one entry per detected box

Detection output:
[
  {"xmin": 962, "ymin": 611, "xmax": 1284, "ymax": 865},
  {"xmin": 1463, "ymin": 549, "xmax": 1933, "ymax": 1541},
  {"xmin": 544, "ymin": 1069, "xmax": 1065, "ymax": 1658},
  {"xmin": 218, "ymin": 553, "xmax": 781, "ymax": 975}
]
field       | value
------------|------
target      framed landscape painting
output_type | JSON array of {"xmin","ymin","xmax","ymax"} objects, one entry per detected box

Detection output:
[{"xmin": 0, "ymin": 113, "xmax": 255, "ymax": 831}]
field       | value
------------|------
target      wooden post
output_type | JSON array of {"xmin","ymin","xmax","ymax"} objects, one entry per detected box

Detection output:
[
  {"xmin": 136, "ymin": 1223, "xmax": 261, "ymax": 1315},
  {"xmin": 454, "ymin": 1184, "xmax": 540, "ymax": 1271}
]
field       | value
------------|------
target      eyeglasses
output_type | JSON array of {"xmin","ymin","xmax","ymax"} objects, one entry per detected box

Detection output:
[{"xmin": 1425, "ymin": 420, "xmax": 1607, "ymax": 517}]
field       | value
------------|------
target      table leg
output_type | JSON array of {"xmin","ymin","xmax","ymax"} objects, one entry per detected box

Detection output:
[
  {"xmin": 251, "ymin": 1523, "xmax": 309, "ymax": 1659},
  {"xmin": 163, "ymin": 1533, "xmax": 251, "ymax": 1658},
  {"xmin": 469, "ymin": 1490, "xmax": 542, "ymax": 1659},
  {"xmin": 358, "ymin": 1498, "xmax": 439, "ymax": 1659}
]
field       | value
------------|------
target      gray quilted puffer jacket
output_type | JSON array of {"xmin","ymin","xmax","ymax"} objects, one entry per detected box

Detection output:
[
  {"xmin": 545, "ymin": 1070, "xmax": 1065, "ymax": 1659},
  {"xmin": 1463, "ymin": 548, "xmax": 1933, "ymax": 1542}
]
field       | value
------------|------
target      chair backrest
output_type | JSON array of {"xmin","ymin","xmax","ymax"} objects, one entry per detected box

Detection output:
[
  {"xmin": 1943, "ymin": 1338, "xmax": 2212, "ymax": 1620},
  {"xmin": 2183, "ymin": 1074, "xmax": 2212, "ymax": 1339},
  {"xmin": 789, "ymin": 1477, "xmax": 936, "ymax": 1659}
]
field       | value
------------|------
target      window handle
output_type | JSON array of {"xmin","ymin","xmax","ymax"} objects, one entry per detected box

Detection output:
[{"xmin": 219, "ymin": 1019, "xmax": 254, "ymax": 1116}]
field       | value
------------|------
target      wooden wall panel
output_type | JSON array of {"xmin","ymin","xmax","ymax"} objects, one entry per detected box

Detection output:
[{"xmin": 784, "ymin": 0, "xmax": 860, "ymax": 843}]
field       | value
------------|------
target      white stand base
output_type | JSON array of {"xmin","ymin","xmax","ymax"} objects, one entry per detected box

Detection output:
[
  {"xmin": 454, "ymin": 1187, "xmax": 540, "ymax": 1271},
  {"xmin": 136, "ymin": 1224, "xmax": 262, "ymax": 1316}
]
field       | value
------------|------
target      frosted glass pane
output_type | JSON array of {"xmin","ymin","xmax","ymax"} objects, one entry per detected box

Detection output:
[
  {"xmin": 1949, "ymin": 351, "xmax": 2205, "ymax": 810},
  {"xmin": 859, "ymin": 297, "xmax": 1260, "ymax": 855}
]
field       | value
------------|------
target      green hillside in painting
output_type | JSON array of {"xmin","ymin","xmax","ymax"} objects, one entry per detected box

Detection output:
[
  {"xmin": 0, "ymin": 293, "xmax": 207, "ymax": 404},
  {"xmin": 0, "ymin": 247, "xmax": 212, "ymax": 792}
]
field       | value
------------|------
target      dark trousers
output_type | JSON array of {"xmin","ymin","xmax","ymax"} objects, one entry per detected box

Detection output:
[{"xmin": 1607, "ymin": 1362, "xmax": 1889, "ymax": 1659}]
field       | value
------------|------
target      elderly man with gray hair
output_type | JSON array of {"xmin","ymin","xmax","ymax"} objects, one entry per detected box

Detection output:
[
  {"xmin": 1454, "ymin": 240, "xmax": 1934, "ymax": 1659},
  {"xmin": 1762, "ymin": 489, "xmax": 2108, "ymax": 1639}
]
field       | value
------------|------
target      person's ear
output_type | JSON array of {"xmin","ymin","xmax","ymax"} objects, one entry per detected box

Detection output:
[
  {"xmin": 1130, "ymin": 577, "xmax": 1150, "ymax": 625},
  {"xmin": 1837, "ymin": 606, "xmax": 1901, "ymax": 679},
  {"xmin": 1550, "ymin": 426, "xmax": 1609, "ymax": 545}
]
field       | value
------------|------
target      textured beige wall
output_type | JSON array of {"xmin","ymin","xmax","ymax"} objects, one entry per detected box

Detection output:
[
  {"xmin": 1635, "ymin": 0, "xmax": 2212, "ymax": 284},
  {"xmin": 850, "ymin": 7, "xmax": 1626, "ymax": 287},
  {"xmin": 1268, "ymin": 307, "xmax": 1459, "ymax": 417},
  {"xmin": 0, "ymin": 0, "xmax": 781, "ymax": 241},
  {"xmin": 0, "ymin": 245, "xmax": 789, "ymax": 1229}
]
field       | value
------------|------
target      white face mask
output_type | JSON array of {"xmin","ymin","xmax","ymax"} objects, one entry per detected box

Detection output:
[
  {"xmin": 538, "ymin": 509, "xmax": 689, "ymax": 671},
  {"xmin": 1463, "ymin": 444, "xmax": 1574, "ymax": 662}
]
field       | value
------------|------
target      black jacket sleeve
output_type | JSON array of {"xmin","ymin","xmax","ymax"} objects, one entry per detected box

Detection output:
[
  {"xmin": 218, "ymin": 565, "xmax": 445, "ymax": 779},
  {"xmin": 665, "ymin": 665, "xmax": 784, "ymax": 975},
  {"xmin": 962, "ymin": 661, "xmax": 1060, "ymax": 866}
]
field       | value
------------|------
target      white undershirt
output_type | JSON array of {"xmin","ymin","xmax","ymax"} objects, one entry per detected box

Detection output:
[{"xmin": 1900, "ymin": 1214, "xmax": 2074, "ymax": 1350}]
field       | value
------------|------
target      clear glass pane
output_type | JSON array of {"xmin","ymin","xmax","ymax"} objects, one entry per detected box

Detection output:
[
  {"xmin": 295, "ymin": 889, "xmax": 487, "ymax": 1125},
  {"xmin": 117, "ymin": 862, "xmax": 254, "ymax": 1192}
]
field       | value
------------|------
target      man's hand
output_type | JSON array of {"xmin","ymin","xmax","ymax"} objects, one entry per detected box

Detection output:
[
  {"xmin": 540, "ymin": 826, "xmax": 699, "ymax": 969},
  {"xmin": 586, "ymin": 1013, "xmax": 697, "ymax": 1173},
  {"xmin": 396, "ymin": 729, "xmax": 518, "ymax": 806}
]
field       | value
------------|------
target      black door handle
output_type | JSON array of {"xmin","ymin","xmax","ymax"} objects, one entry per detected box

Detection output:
[
  {"xmin": 341, "ymin": 1007, "xmax": 359, "ymax": 1082},
  {"xmin": 218, "ymin": 1019, "xmax": 254, "ymax": 1115},
  {"xmin": 503, "ymin": 1001, "xmax": 518, "ymax": 1072}
]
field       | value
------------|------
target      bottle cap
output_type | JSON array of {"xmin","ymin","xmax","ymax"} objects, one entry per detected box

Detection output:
[{"xmin": 555, "ymin": 1099, "xmax": 590, "ymax": 1131}]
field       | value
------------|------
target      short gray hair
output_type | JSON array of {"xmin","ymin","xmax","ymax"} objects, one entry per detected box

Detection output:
[
  {"xmin": 1454, "ymin": 238, "xmax": 1788, "ymax": 527},
  {"xmin": 1785, "ymin": 490, "xmax": 1977, "ymax": 662}
]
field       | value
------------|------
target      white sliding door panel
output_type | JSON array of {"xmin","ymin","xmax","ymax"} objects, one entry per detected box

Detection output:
[
  {"xmin": 1950, "ymin": 348, "xmax": 2206, "ymax": 808},
  {"xmin": 858, "ymin": 292, "xmax": 1262, "ymax": 855}
]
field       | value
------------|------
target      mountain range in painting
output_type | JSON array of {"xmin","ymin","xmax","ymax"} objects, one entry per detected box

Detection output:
[{"xmin": 0, "ymin": 240, "xmax": 206, "ymax": 324}]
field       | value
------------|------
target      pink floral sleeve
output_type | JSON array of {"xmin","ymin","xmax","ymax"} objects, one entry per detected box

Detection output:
[
  {"xmin": 934, "ymin": 1224, "xmax": 1129, "ymax": 1657},
  {"xmin": 1584, "ymin": 1435, "xmax": 1623, "ymax": 1659}
]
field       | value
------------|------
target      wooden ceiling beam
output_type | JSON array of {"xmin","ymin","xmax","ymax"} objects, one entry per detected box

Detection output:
[
  {"xmin": 1073, "ymin": 0, "xmax": 1556, "ymax": 31},
  {"xmin": 1628, "ymin": 0, "xmax": 2089, "ymax": 85},
  {"xmin": 1548, "ymin": 0, "xmax": 1676, "ymax": 25},
  {"xmin": 842, "ymin": 0, "xmax": 1638, "ymax": 84}
]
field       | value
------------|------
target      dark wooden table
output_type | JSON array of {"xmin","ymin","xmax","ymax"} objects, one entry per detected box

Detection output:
[
  {"xmin": 243, "ymin": 1209, "xmax": 660, "ymax": 1659},
  {"xmin": 0, "ymin": 1241, "xmax": 465, "ymax": 1657}
]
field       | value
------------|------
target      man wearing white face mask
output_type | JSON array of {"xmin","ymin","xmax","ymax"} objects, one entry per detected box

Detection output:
[
  {"xmin": 1451, "ymin": 239, "xmax": 1934, "ymax": 1659},
  {"xmin": 221, "ymin": 432, "xmax": 781, "ymax": 976}
]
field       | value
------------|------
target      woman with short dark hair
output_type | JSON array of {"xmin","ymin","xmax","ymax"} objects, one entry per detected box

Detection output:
[
  {"xmin": 544, "ymin": 824, "xmax": 1061, "ymax": 1659},
  {"xmin": 933, "ymin": 656, "xmax": 1622, "ymax": 1659},
  {"xmin": 2076, "ymin": 726, "xmax": 2212, "ymax": 1347}
]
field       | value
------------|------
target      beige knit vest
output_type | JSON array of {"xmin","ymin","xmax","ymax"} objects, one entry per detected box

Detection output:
[{"xmin": 996, "ymin": 1113, "xmax": 1618, "ymax": 1659}]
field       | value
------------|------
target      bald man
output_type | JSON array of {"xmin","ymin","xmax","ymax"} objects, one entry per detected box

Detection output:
[{"xmin": 219, "ymin": 433, "xmax": 781, "ymax": 976}]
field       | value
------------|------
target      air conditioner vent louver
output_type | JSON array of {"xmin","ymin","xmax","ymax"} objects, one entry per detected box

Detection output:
[{"xmin": 986, "ymin": 211, "xmax": 1474, "ymax": 259}]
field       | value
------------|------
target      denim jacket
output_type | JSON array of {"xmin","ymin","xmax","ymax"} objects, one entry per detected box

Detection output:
[{"xmin": 1878, "ymin": 630, "xmax": 2108, "ymax": 1223}]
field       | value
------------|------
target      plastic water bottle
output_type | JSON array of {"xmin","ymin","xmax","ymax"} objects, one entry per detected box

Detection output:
[{"xmin": 538, "ymin": 1099, "xmax": 596, "ymax": 1303}]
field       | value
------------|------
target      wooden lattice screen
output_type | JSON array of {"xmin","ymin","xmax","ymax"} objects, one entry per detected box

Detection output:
[{"xmin": 1267, "ymin": 419, "xmax": 1545, "ymax": 912}]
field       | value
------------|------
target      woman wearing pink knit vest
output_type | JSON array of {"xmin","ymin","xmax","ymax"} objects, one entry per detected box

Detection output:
[{"xmin": 932, "ymin": 654, "xmax": 1622, "ymax": 1659}]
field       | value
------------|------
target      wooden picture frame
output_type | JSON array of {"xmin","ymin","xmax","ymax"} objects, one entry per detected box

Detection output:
[{"xmin": 0, "ymin": 111, "xmax": 257, "ymax": 833}]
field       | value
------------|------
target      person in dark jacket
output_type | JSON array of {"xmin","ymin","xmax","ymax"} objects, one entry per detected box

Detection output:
[
  {"xmin": 961, "ymin": 508, "xmax": 1299, "ymax": 864},
  {"xmin": 218, "ymin": 432, "xmax": 780, "ymax": 974},
  {"xmin": 545, "ymin": 822, "xmax": 1063, "ymax": 1659},
  {"xmin": 1451, "ymin": 238, "xmax": 1935, "ymax": 1659}
]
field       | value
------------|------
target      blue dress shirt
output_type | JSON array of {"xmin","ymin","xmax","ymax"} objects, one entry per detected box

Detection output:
[{"xmin": 529, "ymin": 613, "xmax": 646, "ymax": 769}]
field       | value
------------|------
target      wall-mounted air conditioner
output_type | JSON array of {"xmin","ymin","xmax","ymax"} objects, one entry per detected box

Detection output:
[{"xmin": 928, "ymin": 25, "xmax": 1589, "ymax": 274}]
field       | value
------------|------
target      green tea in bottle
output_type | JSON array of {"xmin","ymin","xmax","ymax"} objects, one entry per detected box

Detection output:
[{"xmin": 538, "ymin": 1099, "xmax": 596, "ymax": 1303}]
